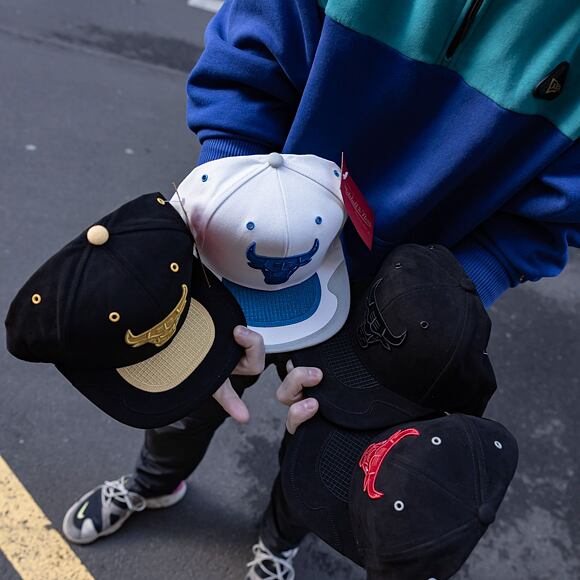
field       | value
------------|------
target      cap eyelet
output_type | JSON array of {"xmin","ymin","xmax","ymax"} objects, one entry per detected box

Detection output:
[
  {"xmin": 333, "ymin": 169, "xmax": 340, "ymax": 177},
  {"xmin": 483, "ymin": 350, "xmax": 489, "ymax": 356},
  {"xmin": 246, "ymin": 221, "xmax": 255, "ymax": 231},
  {"xmin": 201, "ymin": 174, "xmax": 208, "ymax": 182},
  {"xmin": 431, "ymin": 436, "xmax": 441, "ymax": 446},
  {"xmin": 394, "ymin": 262, "xmax": 402, "ymax": 269},
  {"xmin": 420, "ymin": 321, "xmax": 429, "ymax": 329},
  {"xmin": 31, "ymin": 293, "xmax": 42, "ymax": 305},
  {"xmin": 494, "ymin": 440, "xmax": 503, "ymax": 449},
  {"xmin": 156, "ymin": 197, "xmax": 166, "ymax": 205},
  {"xmin": 393, "ymin": 500, "xmax": 405, "ymax": 512},
  {"xmin": 109, "ymin": 312, "xmax": 121, "ymax": 323},
  {"xmin": 315, "ymin": 216, "xmax": 323, "ymax": 225},
  {"xmin": 428, "ymin": 245, "xmax": 435, "ymax": 250},
  {"xmin": 170, "ymin": 262, "xmax": 179, "ymax": 272}
]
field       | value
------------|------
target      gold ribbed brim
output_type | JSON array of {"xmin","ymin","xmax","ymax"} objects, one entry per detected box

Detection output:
[{"xmin": 116, "ymin": 298, "xmax": 215, "ymax": 392}]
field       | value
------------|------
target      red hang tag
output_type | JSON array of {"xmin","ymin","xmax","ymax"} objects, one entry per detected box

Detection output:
[{"xmin": 340, "ymin": 153, "xmax": 374, "ymax": 250}]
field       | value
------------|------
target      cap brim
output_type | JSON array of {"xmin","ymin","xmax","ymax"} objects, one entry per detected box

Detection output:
[
  {"xmin": 291, "ymin": 315, "xmax": 437, "ymax": 430},
  {"xmin": 57, "ymin": 267, "xmax": 245, "ymax": 428},
  {"xmin": 223, "ymin": 238, "xmax": 349, "ymax": 354},
  {"xmin": 281, "ymin": 414, "xmax": 376, "ymax": 565}
]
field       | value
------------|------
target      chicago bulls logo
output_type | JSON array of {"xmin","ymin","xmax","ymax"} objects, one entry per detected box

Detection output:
[
  {"xmin": 357, "ymin": 278, "xmax": 407, "ymax": 350},
  {"xmin": 246, "ymin": 239, "xmax": 319, "ymax": 285},
  {"xmin": 359, "ymin": 428, "xmax": 420, "ymax": 499}
]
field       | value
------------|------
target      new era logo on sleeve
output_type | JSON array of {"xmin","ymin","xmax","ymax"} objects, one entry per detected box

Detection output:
[{"xmin": 534, "ymin": 61, "xmax": 569, "ymax": 100}]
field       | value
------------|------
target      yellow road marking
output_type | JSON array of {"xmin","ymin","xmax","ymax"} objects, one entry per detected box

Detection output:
[{"xmin": 0, "ymin": 455, "xmax": 94, "ymax": 580}]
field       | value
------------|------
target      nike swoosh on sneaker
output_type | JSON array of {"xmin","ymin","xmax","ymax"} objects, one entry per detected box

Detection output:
[{"xmin": 76, "ymin": 501, "xmax": 89, "ymax": 520}]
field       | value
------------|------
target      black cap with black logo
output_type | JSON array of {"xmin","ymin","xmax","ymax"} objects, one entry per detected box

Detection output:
[
  {"xmin": 281, "ymin": 413, "xmax": 518, "ymax": 580},
  {"xmin": 5, "ymin": 194, "xmax": 246, "ymax": 428},
  {"xmin": 292, "ymin": 244, "xmax": 496, "ymax": 430}
]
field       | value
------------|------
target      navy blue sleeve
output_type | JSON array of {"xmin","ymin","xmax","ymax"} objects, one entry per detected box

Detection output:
[
  {"xmin": 186, "ymin": 0, "xmax": 323, "ymax": 165},
  {"xmin": 454, "ymin": 140, "xmax": 580, "ymax": 306}
]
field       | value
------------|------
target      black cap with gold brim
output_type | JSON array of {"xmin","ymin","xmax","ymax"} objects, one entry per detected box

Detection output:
[{"xmin": 5, "ymin": 194, "xmax": 245, "ymax": 428}]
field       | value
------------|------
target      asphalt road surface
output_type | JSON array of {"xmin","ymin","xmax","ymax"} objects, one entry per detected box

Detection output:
[{"xmin": 1, "ymin": 1, "xmax": 579, "ymax": 579}]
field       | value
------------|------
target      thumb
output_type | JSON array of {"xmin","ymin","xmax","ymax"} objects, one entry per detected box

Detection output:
[{"xmin": 286, "ymin": 397, "xmax": 319, "ymax": 435}]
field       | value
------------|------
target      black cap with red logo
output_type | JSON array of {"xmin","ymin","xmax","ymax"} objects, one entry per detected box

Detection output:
[{"xmin": 281, "ymin": 413, "xmax": 518, "ymax": 579}]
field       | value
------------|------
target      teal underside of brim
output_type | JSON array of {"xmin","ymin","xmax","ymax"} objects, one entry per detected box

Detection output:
[{"xmin": 318, "ymin": 0, "xmax": 580, "ymax": 140}]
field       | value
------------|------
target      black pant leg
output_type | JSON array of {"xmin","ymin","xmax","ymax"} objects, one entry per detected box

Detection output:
[
  {"xmin": 259, "ymin": 473, "xmax": 310, "ymax": 553},
  {"xmin": 259, "ymin": 432, "xmax": 310, "ymax": 553},
  {"xmin": 131, "ymin": 372, "xmax": 260, "ymax": 497}
]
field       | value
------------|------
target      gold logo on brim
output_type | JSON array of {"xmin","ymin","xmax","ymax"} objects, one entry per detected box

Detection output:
[
  {"xmin": 125, "ymin": 284, "xmax": 188, "ymax": 348},
  {"xmin": 116, "ymin": 297, "xmax": 215, "ymax": 392}
]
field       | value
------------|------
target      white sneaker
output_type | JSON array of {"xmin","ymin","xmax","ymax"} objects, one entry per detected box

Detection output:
[
  {"xmin": 246, "ymin": 538, "xmax": 299, "ymax": 580},
  {"xmin": 62, "ymin": 475, "xmax": 187, "ymax": 545}
]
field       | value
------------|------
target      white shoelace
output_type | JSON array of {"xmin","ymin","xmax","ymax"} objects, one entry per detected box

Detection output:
[
  {"xmin": 246, "ymin": 539, "xmax": 299, "ymax": 580},
  {"xmin": 101, "ymin": 476, "xmax": 146, "ymax": 512}
]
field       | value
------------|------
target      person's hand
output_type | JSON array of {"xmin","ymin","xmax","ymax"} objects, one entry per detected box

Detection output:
[
  {"xmin": 276, "ymin": 360, "xmax": 323, "ymax": 434},
  {"xmin": 212, "ymin": 326, "xmax": 265, "ymax": 423}
]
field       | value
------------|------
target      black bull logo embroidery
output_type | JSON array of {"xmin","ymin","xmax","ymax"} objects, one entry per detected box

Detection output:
[{"xmin": 358, "ymin": 278, "xmax": 407, "ymax": 350}]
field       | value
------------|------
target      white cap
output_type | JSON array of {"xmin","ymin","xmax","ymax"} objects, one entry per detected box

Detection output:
[{"xmin": 173, "ymin": 153, "xmax": 350, "ymax": 353}]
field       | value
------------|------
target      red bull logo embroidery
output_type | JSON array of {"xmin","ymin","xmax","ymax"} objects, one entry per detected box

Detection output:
[{"xmin": 359, "ymin": 428, "xmax": 420, "ymax": 499}]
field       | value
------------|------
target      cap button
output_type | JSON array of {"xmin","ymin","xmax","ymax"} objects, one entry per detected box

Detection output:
[
  {"xmin": 86, "ymin": 225, "xmax": 109, "ymax": 246},
  {"xmin": 267, "ymin": 152, "xmax": 284, "ymax": 168},
  {"xmin": 460, "ymin": 278, "xmax": 476, "ymax": 293},
  {"xmin": 477, "ymin": 503, "xmax": 496, "ymax": 525}
]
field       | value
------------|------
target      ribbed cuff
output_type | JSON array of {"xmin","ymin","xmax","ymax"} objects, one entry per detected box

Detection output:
[
  {"xmin": 197, "ymin": 137, "xmax": 272, "ymax": 166},
  {"xmin": 452, "ymin": 237, "xmax": 513, "ymax": 308}
]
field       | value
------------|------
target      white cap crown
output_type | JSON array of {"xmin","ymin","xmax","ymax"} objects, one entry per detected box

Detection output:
[{"xmin": 176, "ymin": 153, "xmax": 345, "ymax": 291}]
